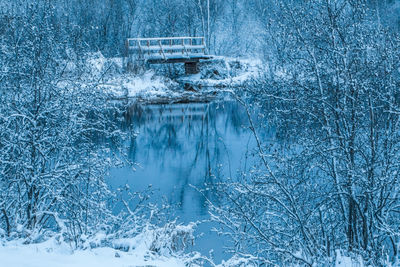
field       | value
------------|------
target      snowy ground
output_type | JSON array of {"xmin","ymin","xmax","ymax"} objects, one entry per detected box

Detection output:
[
  {"xmin": 0, "ymin": 240, "xmax": 366, "ymax": 267},
  {"xmin": 0, "ymin": 241, "xmax": 185, "ymax": 267},
  {"xmin": 0, "ymin": 221, "xmax": 260, "ymax": 267},
  {"xmin": 0, "ymin": 222, "xmax": 201, "ymax": 267}
]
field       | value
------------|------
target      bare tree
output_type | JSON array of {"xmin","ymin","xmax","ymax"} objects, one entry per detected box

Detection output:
[
  {"xmin": 209, "ymin": 0, "xmax": 400, "ymax": 265},
  {"xmin": 0, "ymin": 1, "xmax": 126, "ymax": 243}
]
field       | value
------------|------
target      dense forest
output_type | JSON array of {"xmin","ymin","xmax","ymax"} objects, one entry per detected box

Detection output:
[
  {"xmin": 1, "ymin": 0, "xmax": 400, "ymax": 266},
  {"xmin": 2, "ymin": 0, "xmax": 398, "ymax": 57}
]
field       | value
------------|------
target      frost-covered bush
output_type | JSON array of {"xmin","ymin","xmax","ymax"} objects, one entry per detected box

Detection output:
[
  {"xmin": 198, "ymin": 57, "xmax": 254, "ymax": 81},
  {"xmin": 199, "ymin": 58, "xmax": 230, "ymax": 80},
  {"xmin": 85, "ymin": 52, "xmax": 124, "ymax": 79},
  {"xmin": 211, "ymin": 0, "xmax": 400, "ymax": 266},
  {"xmin": 148, "ymin": 221, "xmax": 196, "ymax": 255},
  {"xmin": 104, "ymin": 221, "xmax": 196, "ymax": 256}
]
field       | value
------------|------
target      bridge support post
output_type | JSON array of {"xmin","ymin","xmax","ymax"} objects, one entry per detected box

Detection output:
[{"xmin": 184, "ymin": 61, "xmax": 199, "ymax": 75}]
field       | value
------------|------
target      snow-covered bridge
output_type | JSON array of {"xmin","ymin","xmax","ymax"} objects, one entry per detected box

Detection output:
[{"xmin": 126, "ymin": 37, "xmax": 212, "ymax": 74}]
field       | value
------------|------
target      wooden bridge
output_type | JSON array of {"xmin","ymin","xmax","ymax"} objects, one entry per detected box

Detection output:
[{"xmin": 126, "ymin": 37, "xmax": 212, "ymax": 74}]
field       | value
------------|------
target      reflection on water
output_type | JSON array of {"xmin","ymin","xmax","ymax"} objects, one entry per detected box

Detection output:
[{"xmin": 108, "ymin": 100, "xmax": 256, "ymax": 261}]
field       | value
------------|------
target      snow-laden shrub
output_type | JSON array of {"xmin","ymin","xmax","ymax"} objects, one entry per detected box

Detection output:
[
  {"xmin": 217, "ymin": 255, "xmax": 259, "ymax": 267},
  {"xmin": 82, "ymin": 221, "xmax": 197, "ymax": 257},
  {"xmin": 197, "ymin": 57, "xmax": 255, "ymax": 80},
  {"xmin": 198, "ymin": 57, "xmax": 230, "ymax": 80},
  {"xmin": 85, "ymin": 52, "xmax": 124, "ymax": 79},
  {"xmin": 147, "ymin": 221, "xmax": 196, "ymax": 256}
]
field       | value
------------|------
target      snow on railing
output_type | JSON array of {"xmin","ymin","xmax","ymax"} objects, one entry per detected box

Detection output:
[{"xmin": 126, "ymin": 37, "xmax": 207, "ymax": 61}]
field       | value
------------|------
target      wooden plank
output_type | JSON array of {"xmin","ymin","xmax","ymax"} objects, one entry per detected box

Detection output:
[
  {"xmin": 146, "ymin": 56, "xmax": 211, "ymax": 64},
  {"xmin": 130, "ymin": 45, "xmax": 205, "ymax": 51},
  {"xmin": 128, "ymin": 37, "xmax": 203, "ymax": 41}
]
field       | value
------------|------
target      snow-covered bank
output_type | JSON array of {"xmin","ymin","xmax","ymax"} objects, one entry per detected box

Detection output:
[
  {"xmin": 82, "ymin": 52, "xmax": 179, "ymax": 100},
  {"xmin": 83, "ymin": 53, "xmax": 261, "ymax": 102},
  {"xmin": 101, "ymin": 70, "xmax": 179, "ymax": 99}
]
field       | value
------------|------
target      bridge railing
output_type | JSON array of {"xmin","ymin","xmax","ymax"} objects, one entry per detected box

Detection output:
[{"xmin": 126, "ymin": 37, "xmax": 207, "ymax": 61}]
